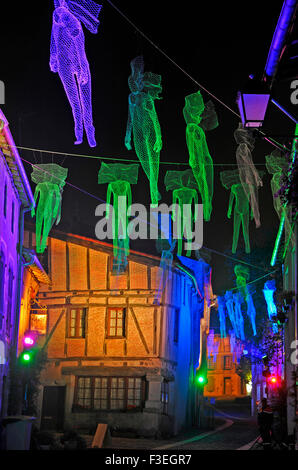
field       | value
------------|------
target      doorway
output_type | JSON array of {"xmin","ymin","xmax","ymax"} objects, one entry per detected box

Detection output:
[
  {"xmin": 41, "ymin": 386, "xmax": 66, "ymax": 431},
  {"xmin": 224, "ymin": 377, "xmax": 232, "ymax": 395}
]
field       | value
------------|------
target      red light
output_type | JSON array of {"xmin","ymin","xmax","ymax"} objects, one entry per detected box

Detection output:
[{"xmin": 271, "ymin": 377, "xmax": 277, "ymax": 383}]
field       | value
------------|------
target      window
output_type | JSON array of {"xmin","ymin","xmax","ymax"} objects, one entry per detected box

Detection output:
[
  {"xmin": 6, "ymin": 268, "xmax": 13, "ymax": 336},
  {"xmin": 173, "ymin": 308, "xmax": 180, "ymax": 343},
  {"xmin": 107, "ymin": 308, "xmax": 126, "ymax": 338},
  {"xmin": 207, "ymin": 377, "xmax": 215, "ymax": 393},
  {"xmin": 224, "ymin": 355, "xmax": 232, "ymax": 370},
  {"xmin": 73, "ymin": 376, "xmax": 145, "ymax": 411},
  {"xmin": 207, "ymin": 357, "xmax": 215, "ymax": 370},
  {"xmin": 3, "ymin": 183, "xmax": 7, "ymax": 218},
  {"xmin": 161, "ymin": 380, "xmax": 169, "ymax": 415},
  {"xmin": 0, "ymin": 252, "xmax": 5, "ymax": 330},
  {"xmin": 11, "ymin": 202, "xmax": 14, "ymax": 233},
  {"xmin": 68, "ymin": 308, "xmax": 86, "ymax": 338}
]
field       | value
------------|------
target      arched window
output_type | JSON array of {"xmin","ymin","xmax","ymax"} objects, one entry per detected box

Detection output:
[{"xmin": 0, "ymin": 251, "xmax": 5, "ymax": 330}]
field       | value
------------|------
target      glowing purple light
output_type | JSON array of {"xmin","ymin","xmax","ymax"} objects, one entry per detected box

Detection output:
[{"xmin": 24, "ymin": 336, "xmax": 34, "ymax": 346}]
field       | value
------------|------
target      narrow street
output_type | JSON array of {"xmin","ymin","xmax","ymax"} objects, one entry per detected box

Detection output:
[{"xmin": 101, "ymin": 402, "xmax": 259, "ymax": 451}]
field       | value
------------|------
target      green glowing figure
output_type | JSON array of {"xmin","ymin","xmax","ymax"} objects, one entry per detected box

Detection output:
[
  {"xmin": 220, "ymin": 170, "xmax": 254, "ymax": 254},
  {"xmin": 125, "ymin": 56, "xmax": 162, "ymax": 205},
  {"xmin": 183, "ymin": 90, "xmax": 218, "ymax": 222},
  {"xmin": 266, "ymin": 149, "xmax": 294, "ymax": 249},
  {"xmin": 31, "ymin": 164, "xmax": 68, "ymax": 253},
  {"xmin": 98, "ymin": 162, "xmax": 139, "ymax": 260},
  {"xmin": 234, "ymin": 264, "xmax": 250, "ymax": 301},
  {"xmin": 165, "ymin": 169, "xmax": 198, "ymax": 257}
]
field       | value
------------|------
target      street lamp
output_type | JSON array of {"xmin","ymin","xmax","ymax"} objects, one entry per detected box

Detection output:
[{"xmin": 236, "ymin": 79, "xmax": 271, "ymax": 128}]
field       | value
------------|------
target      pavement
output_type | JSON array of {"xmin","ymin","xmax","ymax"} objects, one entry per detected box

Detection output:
[{"xmin": 82, "ymin": 401, "xmax": 260, "ymax": 450}]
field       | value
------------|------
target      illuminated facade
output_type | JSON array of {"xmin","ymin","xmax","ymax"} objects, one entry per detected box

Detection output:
[
  {"xmin": 23, "ymin": 228, "xmax": 212, "ymax": 436},
  {"xmin": 204, "ymin": 333, "xmax": 247, "ymax": 399},
  {"xmin": 0, "ymin": 109, "xmax": 35, "ymax": 416}
]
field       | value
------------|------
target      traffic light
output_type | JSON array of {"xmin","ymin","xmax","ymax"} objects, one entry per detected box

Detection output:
[
  {"xmin": 19, "ymin": 331, "xmax": 37, "ymax": 366},
  {"xmin": 195, "ymin": 372, "xmax": 208, "ymax": 387}
]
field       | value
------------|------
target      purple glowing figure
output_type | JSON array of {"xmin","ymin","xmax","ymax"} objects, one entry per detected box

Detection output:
[{"xmin": 50, "ymin": 0, "xmax": 102, "ymax": 147}]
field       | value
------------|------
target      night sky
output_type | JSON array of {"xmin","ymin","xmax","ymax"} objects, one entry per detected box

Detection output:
[{"xmin": 1, "ymin": 1, "xmax": 295, "ymax": 294}]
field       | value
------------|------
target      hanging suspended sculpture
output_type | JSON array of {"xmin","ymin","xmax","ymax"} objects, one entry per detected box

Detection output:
[
  {"xmin": 229, "ymin": 331, "xmax": 242, "ymax": 363},
  {"xmin": 164, "ymin": 169, "xmax": 199, "ymax": 257},
  {"xmin": 125, "ymin": 56, "xmax": 162, "ymax": 205},
  {"xmin": 220, "ymin": 169, "xmax": 258, "ymax": 253},
  {"xmin": 263, "ymin": 280, "xmax": 278, "ymax": 333},
  {"xmin": 266, "ymin": 149, "xmax": 294, "ymax": 249},
  {"xmin": 234, "ymin": 123, "xmax": 263, "ymax": 227},
  {"xmin": 183, "ymin": 90, "xmax": 218, "ymax": 222},
  {"xmin": 31, "ymin": 164, "xmax": 68, "ymax": 253},
  {"xmin": 50, "ymin": 0, "xmax": 102, "ymax": 147},
  {"xmin": 234, "ymin": 264, "xmax": 250, "ymax": 301},
  {"xmin": 233, "ymin": 292, "xmax": 245, "ymax": 340},
  {"xmin": 98, "ymin": 162, "xmax": 139, "ymax": 263},
  {"xmin": 154, "ymin": 239, "xmax": 176, "ymax": 306},
  {"xmin": 217, "ymin": 295, "xmax": 227, "ymax": 338},
  {"xmin": 245, "ymin": 287, "xmax": 257, "ymax": 336},
  {"xmin": 207, "ymin": 329, "xmax": 219, "ymax": 362},
  {"xmin": 224, "ymin": 290, "xmax": 239, "ymax": 337}
]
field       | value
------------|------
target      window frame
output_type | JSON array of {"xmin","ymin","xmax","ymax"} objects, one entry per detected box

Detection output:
[
  {"xmin": 0, "ymin": 251, "xmax": 5, "ymax": 330},
  {"xmin": 73, "ymin": 376, "xmax": 145, "ymax": 412},
  {"xmin": 161, "ymin": 380, "xmax": 169, "ymax": 415},
  {"xmin": 207, "ymin": 356, "xmax": 215, "ymax": 370},
  {"xmin": 106, "ymin": 308, "xmax": 126, "ymax": 339},
  {"xmin": 173, "ymin": 308, "xmax": 180, "ymax": 344},
  {"xmin": 11, "ymin": 201, "xmax": 15, "ymax": 233},
  {"xmin": 3, "ymin": 183, "xmax": 7, "ymax": 218},
  {"xmin": 6, "ymin": 268, "xmax": 13, "ymax": 336},
  {"xmin": 67, "ymin": 307, "xmax": 87, "ymax": 338},
  {"xmin": 223, "ymin": 355, "xmax": 233, "ymax": 370}
]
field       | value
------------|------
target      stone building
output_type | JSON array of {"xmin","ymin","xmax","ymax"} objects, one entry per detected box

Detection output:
[
  {"xmin": 0, "ymin": 109, "xmax": 35, "ymax": 416},
  {"xmin": 204, "ymin": 332, "xmax": 247, "ymax": 399},
  {"xmin": 23, "ymin": 228, "xmax": 212, "ymax": 437}
]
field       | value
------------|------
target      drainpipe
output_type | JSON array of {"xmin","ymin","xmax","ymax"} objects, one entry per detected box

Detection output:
[
  {"xmin": 12, "ymin": 206, "xmax": 33, "ymax": 357},
  {"xmin": 264, "ymin": 0, "xmax": 297, "ymax": 82}
]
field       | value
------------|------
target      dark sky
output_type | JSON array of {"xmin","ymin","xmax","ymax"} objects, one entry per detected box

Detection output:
[{"xmin": 1, "ymin": 1, "xmax": 295, "ymax": 293}]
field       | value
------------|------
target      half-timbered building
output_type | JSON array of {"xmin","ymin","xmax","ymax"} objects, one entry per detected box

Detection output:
[{"xmin": 23, "ymin": 227, "xmax": 212, "ymax": 437}]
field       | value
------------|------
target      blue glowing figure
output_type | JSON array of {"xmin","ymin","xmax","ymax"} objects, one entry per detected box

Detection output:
[
  {"xmin": 154, "ymin": 240, "xmax": 176, "ymax": 306},
  {"xmin": 217, "ymin": 295, "xmax": 227, "ymax": 338},
  {"xmin": 225, "ymin": 290, "xmax": 238, "ymax": 337},
  {"xmin": 50, "ymin": 0, "xmax": 102, "ymax": 147},
  {"xmin": 233, "ymin": 293, "xmax": 245, "ymax": 341},
  {"xmin": 207, "ymin": 330, "xmax": 219, "ymax": 362},
  {"xmin": 245, "ymin": 288, "xmax": 257, "ymax": 336},
  {"xmin": 263, "ymin": 280, "xmax": 278, "ymax": 333}
]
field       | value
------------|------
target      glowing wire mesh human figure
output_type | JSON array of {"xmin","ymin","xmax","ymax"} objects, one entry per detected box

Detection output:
[
  {"xmin": 234, "ymin": 264, "xmax": 250, "ymax": 301},
  {"xmin": 217, "ymin": 295, "xmax": 227, "ymax": 338},
  {"xmin": 207, "ymin": 330, "xmax": 219, "ymax": 362},
  {"xmin": 183, "ymin": 91, "xmax": 218, "ymax": 222},
  {"xmin": 98, "ymin": 162, "xmax": 139, "ymax": 262},
  {"xmin": 165, "ymin": 169, "xmax": 199, "ymax": 257},
  {"xmin": 31, "ymin": 164, "xmax": 68, "ymax": 253},
  {"xmin": 263, "ymin": 280, "xmax": 278, "ymax": 333},
  {"xmin": 125, "ymin": 57, "xmax": 162, "ymax": 205},
  {"xmin": 234, "ymin": 123, "xmax": 263, "ymax": 227},
  {"xmin": 246, "ymin": 287, "xmax": 257, "ymax": 336},
  {"xmin": 225, "ymin": 290, "xmax": 239, "ymax": 338},
  {"xmin": 266, "ymin": 150, "xmax": 294, "ymax": 249},
  {"xmin": 221, "ymin": 169, "xmax": 262, "ymax": 253},
  {"xmin": 50, "ymin": 0, "xmax": 102, "ymax": 147},
  {"xmin": 153, "ymin": 239, "xmax": 176, "ymax": 306},
  {"xmin": 233, "ymin": 292, "xmax": 245, "ymax": 340}
]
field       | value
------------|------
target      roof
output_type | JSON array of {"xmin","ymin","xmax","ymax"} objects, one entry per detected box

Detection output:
[
  {"xmin": 23, "ymin": 248, "xmax": 51, "ymax": 285},
  {"xmin": 0, "ymin": 109, "xmax": 35, "ymax": 208},
  {"xmin": 24, "ymin": 223, "xmax": 210, "ymax": 298}
]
